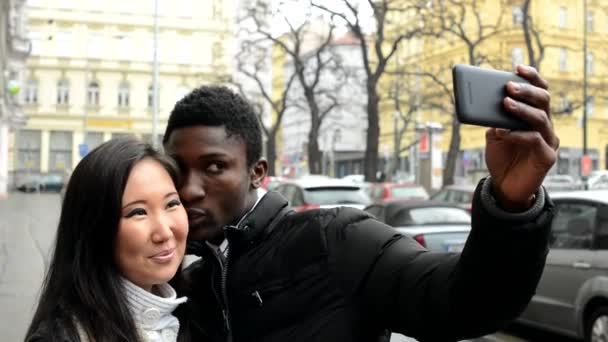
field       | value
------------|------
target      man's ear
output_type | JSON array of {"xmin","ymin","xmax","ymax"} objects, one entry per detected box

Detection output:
[{"xmin": 250, "ymin": 158, "xmax": 268, "ymax": 189}]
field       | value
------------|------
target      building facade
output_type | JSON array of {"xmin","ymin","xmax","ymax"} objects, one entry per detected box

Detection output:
[
  {"xmin": 1, "ymin": 0, "xmax": 29, "ymax": 197},
  {"xmin": 382, "ymin": 0, "xmax": 608, "ymax": 185},
  {"xmin": 11, "ymin": 0, "xmax": 236, "ymax": 186}
]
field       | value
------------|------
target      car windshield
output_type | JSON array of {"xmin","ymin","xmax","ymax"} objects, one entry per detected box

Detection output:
[
  {"xmin": 391, "ymin": 186, "xmax": 428, "ymax": 199},
  {"xmin": 390, "ymin": 207, "xmax": 471, "ymax": 226},
  {"xmin": 304, "ymin": 186, "xmax": 370, "ymax": 205}
]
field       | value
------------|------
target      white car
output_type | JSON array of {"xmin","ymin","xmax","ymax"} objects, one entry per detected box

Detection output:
[{"xmin": 275, "ymin": 176, "xmax": 371, "ymax": 211}]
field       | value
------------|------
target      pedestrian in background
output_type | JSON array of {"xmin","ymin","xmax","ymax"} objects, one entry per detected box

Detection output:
[
  {"xmin": 164, "ymin": 64, "xmax": 559, "ymax": 342},
  {"xmin": 25, "ymin": 138, "xmax": 190, "ymax": 342}
]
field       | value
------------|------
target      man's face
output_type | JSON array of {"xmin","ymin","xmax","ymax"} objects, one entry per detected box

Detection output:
[{"xmin": 165, "ymin": 126, "xmax": 264, "ymax": 244}]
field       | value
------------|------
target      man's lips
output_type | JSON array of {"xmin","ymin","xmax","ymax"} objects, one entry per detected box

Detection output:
[{"xmin": 186, "ymin": 208, "xmax": 208, "ymax": 226}]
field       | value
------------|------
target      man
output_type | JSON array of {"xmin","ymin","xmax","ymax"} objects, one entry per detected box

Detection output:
[{"xmin": 165, "ymin": 64, "xmax": 559, "ymax": 342}]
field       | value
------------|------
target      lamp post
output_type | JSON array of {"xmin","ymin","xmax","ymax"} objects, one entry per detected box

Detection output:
[
  {"xmin": 151, "ymin": 0, "xmax": 160, "ymax": 149},
  {"xmin": 582, "ymin": 0, "xmax": 589, "ymax": 189}
]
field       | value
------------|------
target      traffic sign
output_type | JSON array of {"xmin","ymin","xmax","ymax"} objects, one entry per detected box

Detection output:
[{"xmin": 79, "ymin": 144, "xmax": 89, "ymax": 157}]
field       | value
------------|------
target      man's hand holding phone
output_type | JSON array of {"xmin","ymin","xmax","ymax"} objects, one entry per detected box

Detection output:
[{"xmin": 484, "ymin": 65, "xmax": 559, "ymax": 211}]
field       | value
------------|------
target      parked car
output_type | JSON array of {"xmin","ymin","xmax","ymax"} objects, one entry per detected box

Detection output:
[
  {"xmin": 275, "ymin": 176, "xmax": 371, "ymax": 212},
  {"xmin": 261, "ymin": 176, "xmax": 287, "ymax": 191},
  {"xmin": 368, "ymin": 183, "xmax": 429, "ymax": 203},
  {"xmin": 429, "ymin": 184, "xmax": 475, "ymax": 212},
  {"xmin": 17, "ymin": 174, "xmax": 64, "ymax": 193},
  {"xmin": 588, "ymin": 171, "xmax": 608, "ymax": 190},
  {"xmin": 363, "ymin": 201, "xmax": 471, "ymax": 252},
  {"xmin": 543, "ymin": 174, "xmax": 583, "ymax": 192},
  {"xmin": 516, "ymin": 190, "xmax": 608, "ymax": 341}
]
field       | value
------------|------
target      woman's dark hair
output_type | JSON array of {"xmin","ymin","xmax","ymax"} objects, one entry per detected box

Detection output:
[
  {"xmin": 163, "ymin": 85, "xmax": 262, "ymax": 167},
  {"xmin": 25, "ymin": 137, "xmax": 180, "ymax": 342}
]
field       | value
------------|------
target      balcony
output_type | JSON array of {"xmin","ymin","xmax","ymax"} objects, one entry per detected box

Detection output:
[{"xmin": 9, "ymin": 35, "xmax": 30, "ymax": 59}]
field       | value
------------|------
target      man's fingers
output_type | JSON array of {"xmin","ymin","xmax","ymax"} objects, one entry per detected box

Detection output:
[
  {"xmin": 504, "ymin": 97, "xmax": 560, "ymax": 150},
  {"xmin": 505, "ymin": 81, "xmax": 550, "ymax": 115},
  {"xmin": 516, "ymin": 64, "xmax": 549, "ymax": 90}
]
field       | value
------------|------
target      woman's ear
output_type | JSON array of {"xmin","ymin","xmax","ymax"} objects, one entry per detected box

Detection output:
[{"xmin": 250, "ymin": 158, "xmax": 268, "ymax": 189}]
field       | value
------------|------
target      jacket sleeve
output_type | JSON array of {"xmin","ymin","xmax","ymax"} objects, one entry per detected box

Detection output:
[{"xmin": 327, "ymin": 177, "xmax": 553, "ymax": 341}]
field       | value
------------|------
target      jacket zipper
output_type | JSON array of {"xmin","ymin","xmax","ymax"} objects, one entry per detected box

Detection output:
[{"xmin": 222, "ymin": 243, "xmax": 232, "ymax": 342}]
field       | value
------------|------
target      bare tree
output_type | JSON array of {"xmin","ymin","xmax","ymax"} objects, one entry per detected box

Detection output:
[
  {"xmin": 313, "ymin": 0, "xmax": 434, "ymax": 182},
  {"xmin": 520, "ymin": 0, "xmax": 545, "ymax": 70},
  {"xmin": 247, "ymin": 1, "xmax": 343, "ymax": 174},
  {"xmin": 383, "ymin": 68, "xmax": 446, "ymax": 181},
  {"xmin": 233, "ymin": 36, "xmax": 298, "ymax": 176},
  {"xmin": 425, "ymin": 0, "xmax": 504, "ymax": 186}
]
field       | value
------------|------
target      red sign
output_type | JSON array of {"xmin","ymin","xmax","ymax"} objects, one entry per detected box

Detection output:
[
  {"xmin": 419, "ymin": 133, "xmax": 428, "ymax": 153},
  {"xmin": 582, "ymin": 155, "xmax": 592, "ymax": 176}
]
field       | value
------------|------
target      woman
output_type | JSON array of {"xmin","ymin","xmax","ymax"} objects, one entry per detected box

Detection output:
[{"xmin": 25, "ymin": 138, "xmax": 189, "ymax": 342}]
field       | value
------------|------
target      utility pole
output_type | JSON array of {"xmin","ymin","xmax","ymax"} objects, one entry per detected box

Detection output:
[
  {"xmin": 152, "ymin": 0, "xmax": 160, "ymax": 149},
  {"xmin": 582, "ymin": 0, "xmax": 589, "ymax": 189}
]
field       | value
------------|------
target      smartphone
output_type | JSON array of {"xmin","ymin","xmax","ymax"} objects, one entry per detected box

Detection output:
[{"xmin": 452, "ymin": 64, "xmax": 531, "ymax": 130}]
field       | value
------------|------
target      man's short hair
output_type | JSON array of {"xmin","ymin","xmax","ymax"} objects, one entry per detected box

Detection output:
[{"xmin": 163, "ymin": 85, "xmax": 262, "ymax": 167}]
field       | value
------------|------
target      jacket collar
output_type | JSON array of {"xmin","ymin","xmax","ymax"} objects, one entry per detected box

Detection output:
[
  {"xmin": 224, "ymin": 191, "xmax": 291, "ymax": 245},
  {"xmin": 186, "ymin": 191, "xmax": 291, "ymax": 257}
]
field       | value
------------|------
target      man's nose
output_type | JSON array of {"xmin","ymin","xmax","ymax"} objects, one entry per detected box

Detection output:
[{"xmin": 179, "ymin": 171, "xmax": 205, "ymax": 204}]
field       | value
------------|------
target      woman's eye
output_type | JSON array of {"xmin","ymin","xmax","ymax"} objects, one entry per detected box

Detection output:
[
  {"xmin": 125, "ymin": 208, "xmax": 146, "ymax": 218},
  {"xmin": 167, "ymin": 199, "xmax": 181, "ymax": 209}
]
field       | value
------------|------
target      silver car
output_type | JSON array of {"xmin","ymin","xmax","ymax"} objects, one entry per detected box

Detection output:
[
  {"xmin": 363, "ymin": 201, "xmax": 471, "ymax": 252},
  {"xmin": 517, "ymin": 190, "xmax": 608, "ymax": 341}
]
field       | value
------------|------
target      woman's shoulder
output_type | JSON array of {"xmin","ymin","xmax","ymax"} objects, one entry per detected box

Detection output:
[{"xmin": 25, "ymin": 316, "xmax": 81, "ymax": 342}]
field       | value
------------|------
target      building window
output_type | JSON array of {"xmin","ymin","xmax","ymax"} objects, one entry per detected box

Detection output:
[
  {"xmin": 558, "ymin": 93, "xmax": 569, "ymax": 113},
  {"xmin": 118, "ymin": 82, "xmax": 130, "ymax": 107},
  {"xmin": 213, "ymin": 0, "xmax": 222, "ymax": 19},
  {"xmin": 28, "ymin": 31, "xmax": 42, "ymax": 55},
  {"xmin": 117, "ymin": 36, "xmax": 131, "ymax": 60},
  {"xmin": 176, "ymin": 85, "xmax": 189, "ymax": 103},
  {"xmin": 56, "ymin": 32, "xmax": 72, "ymax": 58},
  {"xmin": 85, "ymin": 132, "xmax": 104, "ymax": 151},
  {"xmin": 87, "ymin": 33, "xmax": 103, "ymax": 58},
  {"xmin": 178, "ymin": 0, "xmax": 192, "ymax": 17},
  {"xmin": 511, "ymin": 47, "xmax": 523, "ymax": 69},
  {"xmin": 24, "ymin": 79, "xmax": 38, "ymax": 104},
  {"xmin": 57, "ymin": 79, "xmax": 69, "ymax": 105},
  {"xmin": 559, "ymin": 6, "xmax": 567, "ymax": 28},
  {"xmin": 87, "ymin": 81, "xmax": 100, "ymax": 106},
  {"xmin": 587, "ymin": 11, "xmax": 594, "ymax": 32},
  {"xmin": 586, "ymin": 53, "xmax": 594, "ymax": 75},
  {"xmin": 17, "ymin": 130, "xmax": 41, "ymax": 172},
  {"xmin": 559, "ymin": 48, "xmax": 567, "ymax": 72},
  {"xmin": 587, "ymin": 96, "xmax": 595, "ymax": 118},
  {"xmin": 49, "ymin": 131, "xmax": 73, "ymax": 172},
  {"xmin": 177, "ymin": 39, "xmax": 191, "ymax": 64},
  {"xmin": 512, "ymin": 6, "xmax": 524, "ymax": 26},
  {"xmin": 212, "ymin": 42, "xmax": 222, "ymax": 64}
]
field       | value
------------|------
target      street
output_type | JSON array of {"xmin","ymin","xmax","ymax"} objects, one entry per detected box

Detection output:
[{"xmin": 0, "ymin": 193, "xmax": 576, "ymax": 341}]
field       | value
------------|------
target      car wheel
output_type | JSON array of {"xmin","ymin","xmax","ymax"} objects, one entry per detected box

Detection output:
[{"xmin": 587, "ymin": 307, "xmax": 608, "ymax": 342}]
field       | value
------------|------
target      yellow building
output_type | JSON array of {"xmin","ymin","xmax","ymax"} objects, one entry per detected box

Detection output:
[
  {"xmin": 10, "ymin": 0, "xmax": 235, "ymax": 182},
  {"xmin": 382, "ymin": 0, "xmax": 608, "ymax": 184}
]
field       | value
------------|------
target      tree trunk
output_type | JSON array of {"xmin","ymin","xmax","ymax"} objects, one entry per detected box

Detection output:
[
  {"xmin": 307, "ymin": 126, "xmax": 322, "ymax": 174},
  {"xmin": 266, "ymin": 135, "xmax": 277, "ymax": 176},
  {"xmin": 443, "ymin": 117, "xmax": 460, "ymax": 186},
  {"xmin": 364, "ymin": 83, "xmax": 380, "ymax": 182},
  {"xmin": 521, "ymin": 0, "xmax": 537, "ymax": 70}
]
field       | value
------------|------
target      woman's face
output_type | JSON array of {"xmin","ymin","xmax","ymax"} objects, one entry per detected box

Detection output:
[{"xmin": 115, "ymin": 158, "xmax": 188, "ymax": 291}]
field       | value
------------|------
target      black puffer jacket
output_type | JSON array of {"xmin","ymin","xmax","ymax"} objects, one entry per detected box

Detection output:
[{"xmin": 174, "ymin": 178, "xmax": 554, "ymax": 342}]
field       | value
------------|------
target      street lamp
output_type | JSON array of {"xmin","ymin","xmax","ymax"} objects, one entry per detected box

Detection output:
[
  {"xmin": 151, "ymin": 0, "xmax": 160, "ymax": 149},
  {"xmin": 582, "ymin": 0, "xmax": 589, "ymax": 189}
]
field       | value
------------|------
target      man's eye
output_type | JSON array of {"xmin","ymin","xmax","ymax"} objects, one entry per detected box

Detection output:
[
  {"xmin": 206, "ymin": 162, "xmax": 224, "ymax": 173},
  {"xmin": 125, "ymin": 208, "xmax": 146, "ymax": 218}
]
